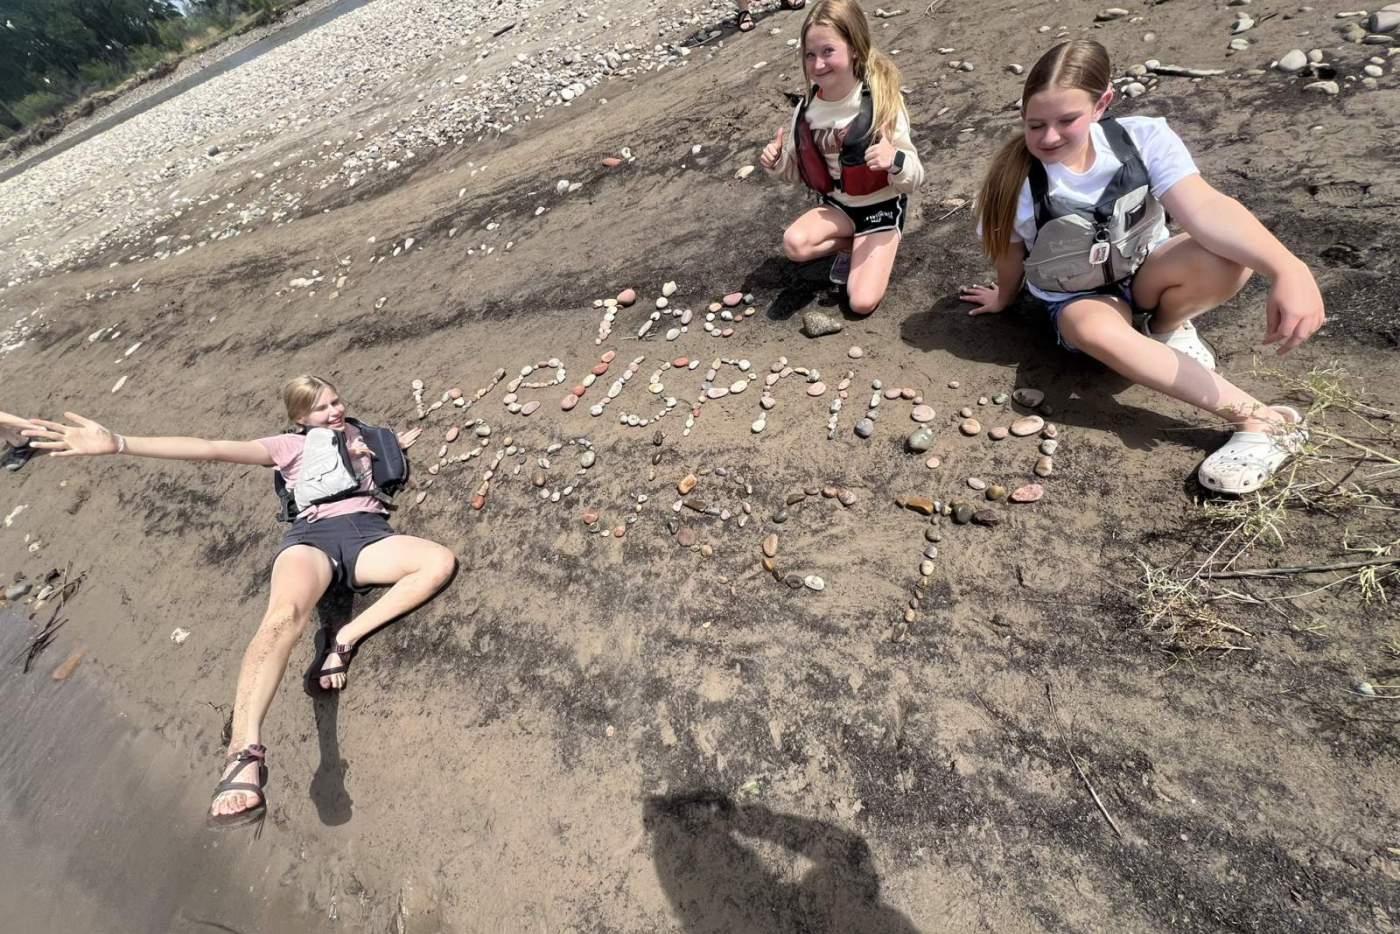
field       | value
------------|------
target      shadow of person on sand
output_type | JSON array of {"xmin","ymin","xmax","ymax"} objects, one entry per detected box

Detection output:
[
  {"xmin": 900, "ymin": 291, "xmax": 1222, "ymax": 456},
  {"xmin": 644, "ymin": 791, "xmax": 922, "ymax": 934},
  {"xmin": 308, "ymin": 587, "xmax": 355, "ymax": 827},
  {"xmin": 740, "ymin": 256, "xmax": 852, "ymax": 323}
]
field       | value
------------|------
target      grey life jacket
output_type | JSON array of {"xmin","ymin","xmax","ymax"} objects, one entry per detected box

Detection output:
[
  {"xmin": 1023, "ymin": 117, "xmax": 1167, "ymax": 294},
  {"xmin": 273, "ymin": 418, "xmax": 408, "ymax": 522}
]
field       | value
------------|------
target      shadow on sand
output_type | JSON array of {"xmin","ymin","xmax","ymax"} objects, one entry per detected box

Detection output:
[{"xmin": 645, "ymin": 791, "xmax": 922, "ymax": 934}]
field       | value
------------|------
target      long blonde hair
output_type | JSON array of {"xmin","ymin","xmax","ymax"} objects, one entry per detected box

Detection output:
[
  {"xmin": 977, "ymin": 39, "xmax": 1112, "ymax": 259},
  {"xmin": 799, "ymin": 0, "xmax": 906, "ymax": 138},
  {"xmin": 282, "ymin": 375, "xmax": 339, "ymax": 427}
]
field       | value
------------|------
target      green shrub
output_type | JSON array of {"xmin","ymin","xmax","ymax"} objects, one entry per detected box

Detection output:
[
  {"xmin": 128, "ymin": 45, "xmax": 169, "ymax": 72},
  {"xmin": 10, "ymin": 91, "xmax": 69, "ymax": 125},
  {"xmin": 78, "ymin": 59, "xmax": 127, "ymax": 90}
]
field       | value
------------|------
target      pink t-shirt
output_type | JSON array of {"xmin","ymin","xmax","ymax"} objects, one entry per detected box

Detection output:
[{"xmin": 257, "ymin": 426, "xmax": 388, "ymax": 523}]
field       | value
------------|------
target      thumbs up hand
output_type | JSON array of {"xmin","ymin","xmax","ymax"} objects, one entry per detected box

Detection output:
[
  {"xmin": 761, "ymin": 127, "xmax": 785, "ymax": 170},
  {"xmin": 864, "ymin": 130, "xmax": 896, "ymax": 172}
]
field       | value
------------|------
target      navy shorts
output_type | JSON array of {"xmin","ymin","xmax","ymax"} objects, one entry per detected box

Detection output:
[
  {"xmin": 277, "ymin": 512, "xmax": 395, "ymax": 593},
  {"xmin": 1030, "ymin": 279, "xmax": 1150, "ymax": 353},
  {"xmin": 823, "ymin": 193, "xmax": 907, "ymax": 237}
]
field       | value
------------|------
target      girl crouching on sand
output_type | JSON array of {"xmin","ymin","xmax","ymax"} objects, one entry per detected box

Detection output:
[
  {"xmin": 961, "ymin": 39, "xmax": 1324, "ymax": 494},
  {"xmin": 25, "ymin": 376, "xmax": 456, "ymax": 827},
  {"xmin": 760, "ymin": 0, "xmax": 924, "ymax": 316}
]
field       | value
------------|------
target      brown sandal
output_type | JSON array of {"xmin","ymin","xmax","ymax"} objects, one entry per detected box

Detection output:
[{"xmin": 207, "ymin": 744, "xmax": 267, "ymax": 829}]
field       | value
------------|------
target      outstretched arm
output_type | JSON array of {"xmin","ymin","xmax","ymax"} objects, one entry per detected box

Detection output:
[
  {"xmin": 24, "ymin": 412, "xmax": 274, "ymax": 466},
  {"xmin": 960, "ymin": 245, "xmax": 1026, "ymax": 316},
  {"xmin": 1162, "ymin": 175, "xmax": 1325, "ymax": 353},
  {"xmin": 0, "ymin": 410, "xmax": 37, "ymax": 447}
]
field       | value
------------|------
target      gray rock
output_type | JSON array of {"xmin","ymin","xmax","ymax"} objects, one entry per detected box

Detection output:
[
  {"xmin": 906, "ymin": 426, "xmax": 936, "ymax": 452},
  {"xmin": 579, "ymin": 450, "xmax": 596, "ymax": 468},
  {"xmin": 1305, "ymin": 80, "xmax": 1340, "ymax": 95},
  {"xmin": 802, "ymin": 311, "xmax": 843, "ymax": 337},
  {"xmin": 1369, "ymin": 10, "xmax": 1400, "ymax": 33},
  {"xmin": 1275, "ymin": 49, "xmax": 1308, "ymax": 74},
  {"xmin": 4, "ymin": 582, "xmax": 31, "ymax": 600}
]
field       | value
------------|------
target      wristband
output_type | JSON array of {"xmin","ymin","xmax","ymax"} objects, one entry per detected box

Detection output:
[{"xmin": 115, "ymin": 433, "xmax": 127, "ymax": 454}]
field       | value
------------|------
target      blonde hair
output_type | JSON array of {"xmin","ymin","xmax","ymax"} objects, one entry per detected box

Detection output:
[
  {"xmin": 977, "ymin": 39, "xmax": 1112, "ymax": 259},
  {"xmin": 799, "ymin": 0, "xmax": 907, "ymax": 139},
  {"xmin": 282, "ymin": 375, "xmax": 339, "ymax": 427}
]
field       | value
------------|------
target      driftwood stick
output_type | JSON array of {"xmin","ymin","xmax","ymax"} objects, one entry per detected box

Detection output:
[
  {"xmin": 1045, "ymin": 685, "xmax": 1124, "ymax": 839},
  {"xmin": 1203, "ymin": 556, "xmax": 1400, "ymax": 579}
]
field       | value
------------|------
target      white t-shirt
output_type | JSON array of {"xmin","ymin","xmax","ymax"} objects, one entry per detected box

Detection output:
[{"xmin": 1012, "ymin": 116, "xmax": 1199, "ymax": 301}]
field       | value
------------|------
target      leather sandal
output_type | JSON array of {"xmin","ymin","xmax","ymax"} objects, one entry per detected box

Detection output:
[
  {"xmin": 304, "ymin": 625, "xmax": 356, "ymax": 694},
  {"xmin": 208, "ymin": 744, "xmax": 268, "ymax": 829}
]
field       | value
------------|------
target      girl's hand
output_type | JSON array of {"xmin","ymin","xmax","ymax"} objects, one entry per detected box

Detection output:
[
  {"xmin": 864, "ymin": 132, "xmax": 896, "ymax": 172},
  {"xmin": 23, "ymin": 412, "xmax": 120, "ymax": 456},
  {"xmin": 959, "ymin": 283, "xmax": 1008, "ymax": 316},
  {"xmin": 396, "ymin": 427, "xmax": 423, "ymax": 449},
  {"xmin": 760, "ymin": 128, "xmax": 785, "ymax": 171},
  {"xmin": 1264, "ymin": 263, "xmax": 1325, "ymax": 354},
  {"xmin": 347, "ymin": 436, "xmax": 373, "ymax": 459}
]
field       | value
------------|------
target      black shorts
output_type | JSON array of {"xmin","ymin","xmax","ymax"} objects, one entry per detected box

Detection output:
[
  {"xmin": 823, "ymin": 193, "xmax": 907, "ymax": 236},
  {"xmin": 277, "ymin": 512, "xmax": 395, "ymax": 593}
]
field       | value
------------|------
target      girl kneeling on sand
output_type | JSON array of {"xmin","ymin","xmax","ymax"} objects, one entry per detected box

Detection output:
[
  {"xmin": 25, "ymin": 376, "xmax": 456, "ymax": 827},
  {"xmin": 760, "ymin": 0, "xmax": 924, "ymax": 315},
  {"xmin": 961, "ymin": 39, "xmax": 1324, "ymax": 494}
]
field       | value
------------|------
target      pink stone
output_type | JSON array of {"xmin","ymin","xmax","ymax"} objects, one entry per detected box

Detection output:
[
  {"xmin": 601, "ymin": 157, "xmax": 622, "ymax": 168},
  {"xmin": 723, "ymin": 292, "xmax": 743, "ymax": 307},
  {"xmin": 592, "ymin": 363, "xmax": 610, "ymax": 376},
  {"xmin": 471, "ymin": 494, "xmax": 486, "ymax": 510},
  {"xmin": 561, "ymin": 394, "xmax": 579, "ymax": 411},
  {"xmin": 1010, "ymin": 483, "xmax": 1045, "ymax": 503},
  {"xmin": 448, "ymin": 388, "xmax": 462, "ymax": 400},
  {"xmin": 672, "ymin": 357, "xmax": 689, "ymax": 368},
  {"xmin": 721, "ymin": 328, "xmax": 734, "ymax": 337},
  {"xmin": 883, "ymin": 388, "xmax": 901, "ymax": 400},
  {"xmin": 900, "ymin": 387, "xmax": 916, "ymax": 400},
  {"xmin": 616, "ymin": 290, "xmax": 635, "ymax": 306},
  {"xmin": 521, "ymin": 400, "xmax": 540, "ymax": 416},
  {"xmin": 806, "ymin": 382, "xmax": 826, "ymax": 397},
  {"xmin": 911, "ymin": 404, "xmax": 935, "ymax": 423},
  {"xmin": 582, "ymin": 508, "xmax": 600, "ymax": 524},
  {"xmin": 601, "ymin": 350, "xmax": 617, "ymax": 363},
  {"xmin": 444, "ymin": 426, "xmax": 460, "ymax": 442},
  {"xmin": 571, "ymin": 384, "xmax": 586, "ymax": 397}
]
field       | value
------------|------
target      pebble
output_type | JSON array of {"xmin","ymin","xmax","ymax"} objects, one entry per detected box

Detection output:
[
  {"xmin": 803, "ymin": 575, "xmax": 825, "ymax": 592},
  {"xmin": 988, "ymin": 426, "xmax": 1008, "ymax": 441},
  {"xmin": 924, "ymin": 527, "xmax": 941, "ymax": 543},
  {"xmin": 474, "ymin": 423, "xmax": 492, "ymax": 438},
  {"xmin": 677, "ymin": 526, "xmax": 697, "ymax": 547},
  {"xmin": 1040, "ymin": 439, "xmax": 1059, "ymax": 455},
  {"xmin": 1357, "ymin": 680, "xmax": 1377, "ymax": 696},
  {"xmin": 1034, "ymin": 456, "xmax": 1054, "ymax": 477},
  {"xmin": 772, "ymin": 509, "xmax": 788, "ymax": 524},
  {"xmin": 848, "ymin": 346, "xmax": 864, "ymax": 359},
  {"xmin": 904, "ymin": 496, "xmax": 935, "ymax": 516},
  {"xmin": 967, "ymin": 477, "xmax": 987, "ymax": 491},
  {"xmin": 784, "ymin": 574, "xmax": 804, "ymax": 589},
  {"xmin": 662, "ymin": 281, "xmax": 677, "ymax": 297},
  {"xmin": 925, "ymin": 455, "xmax": 941, "ymax": 469},
  {"xmin": 617, "ymin": 288, "xmax": 636, "ymax": 306},
  {"xmin": 838, "ymin": 489, "xmax": 857, "ymax": 506},
  {"xmin": 1010, "ymin": 415, "xmax": 1045, "ymax": 437},
  {"xmin": 1042, "ymin": 423, "xmax": 1059, "ymax": 440},
  {"xmin": 924, "ymin": 544, "xmax": 939, "ymax": 559},
  {"xmin": 1012, "ymin": 388, "xmax": 1045, "ymax": 408},
  {"xmin": 959, "ymin": 406, "xmax": 973, "ymax": 418},
  {"xmin": 986, "ymin": 484, "xmax": 1008, "ymax": 502},
  {"xmin": 678, "ymin": 473, "xmax": 697, "ymax": 495},
  {"xmin": 1010, "ymin": 483, "xmax": 1044, "ymax": 503},
  {"xmin": 561, "ymin": 394, "xmax": 579, "ymax": 411},
  {"xmin": 911, "ymin": 404, "xmax": 935, "ymax": 423},
  {"xmin": 992, "ymin": 392, "xmax": 1009, "ymax": 405},
  {"xmin": 972, "ymin": 510, "xmax": 1001, "ymax": 528},
  {"xmin": 730, "ymin": 380, "xmax": 749, "ymax": 394},
  {"xmin": 952, "ymin": 503, "xmax": 974, "ymax": 524},
  {"xmin": 582, "ymin": 509, "xmax": 600, "ymax": 525},
  {"xmin": 1305, "ymin": 80, "xmax": 1340, "ymax": 95},
  {"xmin": 802, "ymin": 311, "xmax": 843, "ymax": 337},
  {"xmin": 806, "ymin": 382, "xmax": 827, "ymax": 397},
  {"xmin": 1364, "ymin": 64, "xmax": 1384, "ymax": 77},
  {"xmin": 521, "ymin": 400, "xmax": 541, "ymax": 416},
  {"xmin": 907, "ymin": 426, "xmax": 936, "ymax": 452},
  {"xmin": 5, "ymin": 582, "xmax": 31, "ymax": 600},
  {"xmin": 579, "ymin": 450, "xmax": 596, "ymax": 468},
  {"xmin": 854, "ymin": 418, "xmax": 875, "ymax": 439},
  {"xmin": 960, "ymin": 418, "xmax": 982, "ymax": 436},
  {"xmin": 762, "ymin": 534, "xmax": 779, "ymax": 558},
  {"xmin": 444, "ymin": 426, "xmax": 460, "ymax": 442},
  {"xmin": 919, "ymin": 559, "xmax": 935, "ymax": 577},
  {"xmin": 723, "ymin": 292, "xmax": 743, "ymax": 306}
]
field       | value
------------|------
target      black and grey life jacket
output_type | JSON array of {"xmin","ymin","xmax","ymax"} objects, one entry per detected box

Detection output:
[
  {"xmin": 273, "ymin": 417, "xmax": 408, "ymax": 523},
  {"xmin": 1023, "ymin": 117, "xmax": 1167, "ymax": 294}
]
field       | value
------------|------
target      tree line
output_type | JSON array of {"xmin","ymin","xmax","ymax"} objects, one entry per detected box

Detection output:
[{"xmin": 1, "ymin": 0, "xmax": 279, "ymax": 137}]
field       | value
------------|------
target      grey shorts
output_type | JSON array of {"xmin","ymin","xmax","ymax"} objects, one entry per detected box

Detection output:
[{"xmin": 277, "ymin": 512, "xmax": 395, "ymax": 593}]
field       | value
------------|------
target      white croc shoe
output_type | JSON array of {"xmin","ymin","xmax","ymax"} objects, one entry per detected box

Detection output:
[
  {"xmin": 1198, "ymin": 406, "xmax": 1308, "ymax": 495},
  {"xmin": 1150, "ymin": 320, "xmax": 1216, "ymax": 371}
]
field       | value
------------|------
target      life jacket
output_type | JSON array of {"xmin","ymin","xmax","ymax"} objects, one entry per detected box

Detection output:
[
  {"xmin": 791, "ymin": 84, "xmax": 889, "ymax": 198},
  {"xmin": 1023, "ymin": 117, "xmax": 1168, "ymax": 294},
  {"xmin": 273, "ymin": 417, "xmax": 408, "ymax": 523}
]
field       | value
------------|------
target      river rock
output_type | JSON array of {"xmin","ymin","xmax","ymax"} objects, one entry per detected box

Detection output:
[
  {"xmin": 617, "ymin": 288, "xmax": 636, "ymax": 306},
  {"xmin": 1040, "ymin": 439, "xmax": 1059, "ymax": 455},
  {"xmin": 807, "ymin": 382, "xmax": 827, "ymax": 397},
  {"xmin": 561, "ymin": 393, "xmax": 579, "ymax": 411},
  {"xmin": 723, "ymin": 292, "xmax": 743, "ymax": 307},
  {"xmin": 677, "ymin": 526, "xmax": 697, "ymax": 547},
  {"xmin": 1034, "ymin": 456, "xmax": 1054, "ymax": 477},
  {"xmin": 848, "ymin": 346, "xmax": 864, "ymax": 358},
  {"xmin": 803, "ymin": 575, "xmax": 825, "ymax": 592},
  {"xmin": 989, "ymin": 426, "xmax": 1008, "ymax": 441},
  {"xmin": 960, "ymin": 418, "xmax": 982, "ymax": 436},
  {"xmin": 919, "ymin": 559, "xmax": 935, "ymax": 577},
  {"xmin": 5, "ymin": 582, "xmax": 31, "ymax": 600},
  {"xmin": 907, "ymin": 426, "xmax": 936, "ymax": 452},
  {"xmin": 678, "ymin": 473, "xmax": 697, "ymax": 495},
  {"xmin": 475, "ymin": 423, "xmax": 492, "ymax": 437},
  {"xmin": 1305, "ymin": 80, "xmax": 1340, "ymax": 95},
  {"xmin": 579, "ymin": 450, "xmax": 596, "ymax": 468},
  {"xmin": 762, "ymin": 534, "xmax": 779, "ymax": 558},
  {"xmin": 521, "ymin": 400, "xmax": 540, "ymax": 416},
  {"xmin": 911, "ymin": 404, "xmax": 935, "ymax": 423},
  {"xmin": 1370, "ymin": 10, "xmax": 1400, "ymax": 32},
  {"xmin": 1010, "ymin": 415, "xmax": 1044, "ymax": 436},
  {"xmin": 802, "ymin": 311, "xmax": 843, "ymax": 337},
  {"xmin": 1012, "ymin": 388, "xmax": 1045, "ymax": 408},
  {"xmin": 986, "ymin": 484, "xmax": 1008, "ymax": 502},
  {"xmin": 855, "ymin": 418, "xmax": 875, "ymax": 439},
  {"xmin": 925, "ymin": 455, "xmax": 941, "ymax": 469},
  {"xmin": 972, "ymin": 510, "xmax": 1001, "ymax": 527},
  {"xmin": 444, "ymin": 426, "xmax": 460, "ymax": 442},
  {"xmin": 902, "ymin": 496, "xmax": 935, "ymax": 516},
  {"xmin": 1275, "ymin": 49, "xmax": 1308, "ymax": 73},
  {"xmin": 1011, "ymin": 483, "xmax": 1044, "ymax": 503},
  {"xmin": 952, "ymin": 502, "xmax": 974, "ymax": 524},
  {"xmin": 967, "ymin": 477, "xmax": 987, "ymax": 491}
]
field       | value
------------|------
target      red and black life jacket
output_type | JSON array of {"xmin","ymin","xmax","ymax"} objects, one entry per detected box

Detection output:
[{"xmin": 792, "ymin": 84, "xmax": 889, "ymax": 198}]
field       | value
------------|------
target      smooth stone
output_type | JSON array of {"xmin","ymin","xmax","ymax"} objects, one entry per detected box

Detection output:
[
  {"xmin": 806, "ymin": 382, "xmax": 826, "ymax": 397},
  {"xmin": 1010, "ymin": 415, "xmax": 1045, "ymax": 437},
  {"xmin": 784, "ymin": 574, "xmax": 804, "ymax": 589},
  {"xmin": 1042, "ymin": 423, "xmax": 1059, "ymax": 440},
  {"xmin": 925, "ymin": 455, "xmax": 941, "ymax": 469},
  {"xmin": 705, "ymin": 387, "xmax": 729, "ymax": 400},
  {"xmin": 475, "ymin": 423, "xmax": 492, "ymax": 437},
  {"xmin": 924, "ymin": 527, "xmax": 941, "ymax": 543},
  {"xmin": 752, "ymin": 419, "xmax": 766, "ymax": 433},
  {"xmin": 992, "ymin": 392, "xmax": 1009, "ymax": 405},
  {"xmin": 531, "ymin": 471, "xmax": 546, "ymax": 487},
  {"xmin": 730, "ymin": 380, "xmax": 749, "ymax": 394},
  {"xmin": 772, "ymin": 509, "xmax": 788, "ymax": 524},
  {"xmin": 900, "ymin": 388, "xmax": 916, "ymax": 400},
  {"xmin": 905, "ymin": 496, "xmax": 935, "ymax": 516},
  {"xmin": 582, "ymin": 508, "xmax": 600, "ymax": 525},
  {"xmin": 617, "ymin": 288, "xmax": 637, "ymax": 305},
  {"xmin": 445, "ymin": 426, "xmax": 460, "ymax": 442},
  {"xmin": 786, "ymin": 492, "xmax": 807, "ymax": 505},
  {"xmin": 848, "ymin": 346, "xmax": 864, "ymax": 359},
  {"xmin": 1011, "ymin": 483, "xmax": 1044, "ymax": 503},
  {"xmin": 803, "ymin": 575, "xmax": 825, "ymax": 592},
  {"xmin": 854, "ymin": 418, "xmax": 875, "ymax": 439},
  {"xmin": 1305, "ymin": 80, "xmax": 1340, "ymax": 95},
  {"xmin": 986, "ymin": 484, "xmax": 1008, "ymax": 502},
  {"xmin": 972, "ymin": 510, "xmax": 1001, "ymax": 527},
  {"xmin": 580, "ymin": 451, "xmax": 596, "ymax": 468},
  {"xmin": 959, "ymin": 406, "xmax": 973, "ymax": 418},
  {"xmin": 723, "ymin": 292, "xmax": 744, "ymax": 307},
  {"xmin": 521, "ymin": 400, "xmax": 540, "ymax": 416},
  {"xmin": 838, "ymin": 489, "xmax": 857, "ymax": 507},
  {"xmin": 911, "ymin": 404, "xmax": 935, "ymax": 423},
  {"xmin": 762, "ymin": 557, "xmax": 776, "ymax": 574},
  {"xmin": 601, "ymin": 350, "xmax": 617, "ymax": 363},
  {"xmin": 662, "ymin": 281, "xmax": 677, "ymax": 297},
  {"xmin": 960, "ymin": 419, "xmax": 982, "ymax": 436},
  {"xmin": 924, "ymin": 544, "xmax": 939, "ymax": 559},
  {"xmin": 1040, "ymin": 439, "xmax": 1059, "ymax": 455},
  {"xmin": 762, "ymin": 534, "xmax": 779, "ymax": 558},
  {"xmin": 1012, "ymin": 387, "xmax": 1045, "ymax": 408},
  {"xmin": 677, "ymin": 526, "xmax": 697, "ymax": 547},
  {"xmin": 5, "ymin": 582, "xmax": 32, "ymax": 600},
  {"xmin": 952, "ymin": 503, "xmax": 974, "ymax": 524},
  {"xmin": 802, "ymin": 311, "xmax": 843, "ymax": 337},
  {"xmin": 989, "ymin": 426, "xmax": 1008, "ymax": 441},
  {"xmin": 678, "ymin": 473, "xmax": 697, "ymax": 495},
  {"xmin": 699, "ymin": 543, "xmax": 713, "ymax": 557},
  {"xmin": 560, "ymin": 394, "xmax": 580, "ymax": 411},
  {"xmin": 1035, "ymin": 456, "xmax": 1054, "ymax": 477},
  {"xmin": 967, "ymin": 477, "xmax": 987, "ymax": 491},
  {"xmin": 907, "ymin": 426, "xmax": 936, "ymax": 452},
  {"xmin": 760, "ymin": 396, "xmax": 775, "ymax": 410},
  {"xmin": 947, "ymin": 380, "xmax": 960, "ymax": 389},
  {"xmin": 589, "ymin": 404, "xmax": 605, "ymax": 417},
  {"xmin": 919, "ymin": 559, "xmax": 935, "ymax": 577}
]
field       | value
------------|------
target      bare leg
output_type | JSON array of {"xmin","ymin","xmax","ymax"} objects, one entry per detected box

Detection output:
[
  {"xmin": 845, "ymin": 229, "xmax": 901, "ymax": 316},
  {"xmin": 1132, "ymin": 233, "xmax": 1251, "ymax": 334},
  {"xmin": 1056, "ymin": 296, "xmax": 1285, "ymax": 432},
  {"xmin": 211, "ymin": 545, "xmax": 332, "ymax": 818},
  {"xmin": 317, "ymin": 535, "xmax": 457, "ymax": 690},
  {"xmin": 782, "ymin": 205, "xmax": 855, "ymax": 264}
]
